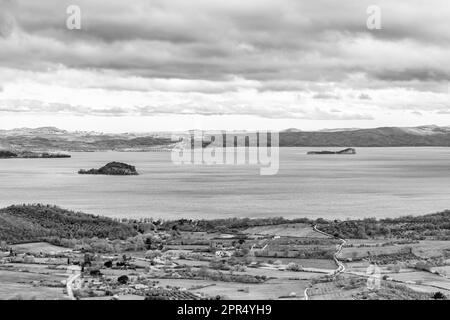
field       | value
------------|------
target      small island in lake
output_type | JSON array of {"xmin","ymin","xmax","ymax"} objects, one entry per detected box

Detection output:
[
  {"xmin": 307, "ymin": 148, "xmax": 356, "ymax": 155},
  {"xmin": 78, "ymin": 162, "xmax": 139, "ymax": 175},
  {"xmin": 0, "ymin": 150, "xmax": 71, "ymax": 159}
]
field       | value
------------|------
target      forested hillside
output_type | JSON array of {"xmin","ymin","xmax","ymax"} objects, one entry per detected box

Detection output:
[
  {"xmin": 317, "ymin": 210, "xmax": 450, "ymax": 239},
  {"xmin": 0, "ymin": 204, "xmax": 137, "ymax": 243}
]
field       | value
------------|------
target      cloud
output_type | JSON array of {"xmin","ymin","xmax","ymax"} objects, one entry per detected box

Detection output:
[
  {"xmin": 307, "ymin": 108, "xmax": 373, "ymax": 120},
  {"xmin": 0, "ymin": 99, "xmax": 130, "ymax": 116},
  {"xmin": 358, "ymin": 93, "xmax": 371, "ymax": 100},
  {"xmin": 0, "ymin": 0, "xmax": 448, "ymax": 129},
  {"xmin": 0, "ymin": 0, "xmax": 448, "ymax": 85},
  {"xmin": 312, "ymin": 92, "xmax": 341, "ymax": 100},
  {"xmin": 0, "ymin": 1, "xmax": 16, "ymax": 38}
]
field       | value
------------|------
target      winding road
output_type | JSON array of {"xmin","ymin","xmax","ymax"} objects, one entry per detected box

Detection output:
[
  {"xmin": 313, "ymin": 224, "xmax": 347, "ymax": 277},
  {"xmin": 66, "ymin": 273, "xmax": 80, "ymax": 300},
  {"xmin": 304, "ymin": 225, "xmax": 347, "ymax": 300}
]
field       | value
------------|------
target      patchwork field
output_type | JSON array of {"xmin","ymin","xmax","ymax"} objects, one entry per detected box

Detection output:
[
  {"xmin": 309, "ymin": 283, "xmax": 361, "ymax": 300},
  {"xmin": 235, "ymin": 268, "xmax": 325, "ymax": 280},
  {"xmin": 0, "ymin": 269, "xmax": 67, "ymax": 300},
  {"xmin": 252, "ymin": 257, "xmax": 336, "ymax": 270},
  {"xmin": 154, "ymin": 278, "xmax": 310, "ymax": 300},
  {"xmin": 385, "ymin": 271, "xmax": 450, "ymax": 291},
  {"xmin": 10, "ymin": 242, "xmax": 71, "ymax": 255},
  {"xmin": 431, "ymin": 266, "xmax": 450, "ymax": 277},
  {"xmin": 339, "ymin": 244, "xmax": 413, "ymax": 260},
  {"xmin": 244, "ymin": 223, "xmax": 328, "ymax": 238},
  {"xmin": 411, "ymin": 241, "xmax": 450, "ymax": 259},
  {"xmin": 2, "ymin": 221, "xmax": 449, "ymax": 300},
  {"xmin": 339, "ymin": 240, "xmax": 450, "ymax": 263},
  {"xmin": 344, "ymin": 260, "xmax": 450, "ymax": 296}
]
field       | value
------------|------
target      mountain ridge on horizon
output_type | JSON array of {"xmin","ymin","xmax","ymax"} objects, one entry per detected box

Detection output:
[
  {"xmin": 2, "ymin": 124, "xmax": 450, "ymax": 135},
  {"xmin": 2, "ymin": 125, "xmax": 450, "ymax": 151}
]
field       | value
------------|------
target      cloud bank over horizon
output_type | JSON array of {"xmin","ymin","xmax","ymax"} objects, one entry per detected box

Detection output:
[{"xmin": 0, "ymin": 0, "xmax": 449, "ymax": 132}]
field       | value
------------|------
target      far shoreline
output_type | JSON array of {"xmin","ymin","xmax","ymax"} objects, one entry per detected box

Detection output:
[{"xmin": 1, "ymin": 202, "xmax": 447, "ymax": 223}]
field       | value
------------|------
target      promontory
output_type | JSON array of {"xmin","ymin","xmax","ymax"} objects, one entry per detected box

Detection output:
[
  {"xmin": 307, "ymin": 148, "xmax": 356, "ymax": 155},
  {"xmin": 0, "ymin": 150, "xmax": 71, "ymax": 159}
]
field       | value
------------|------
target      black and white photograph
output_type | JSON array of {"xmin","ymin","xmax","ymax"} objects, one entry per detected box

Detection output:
[{"xmin": 1, "ymin": 0, "xmax": 450, "ymax": 305}]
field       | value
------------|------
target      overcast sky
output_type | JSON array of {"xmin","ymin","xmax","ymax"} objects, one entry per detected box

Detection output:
[{"xmin": 0, "ymin": 0, "xmax": 449, "ymax": 132}]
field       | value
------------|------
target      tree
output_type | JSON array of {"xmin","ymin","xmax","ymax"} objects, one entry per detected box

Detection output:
[
  {"xmin": 90, "ymin": 269, "xmax": 102, "ymax": 277},
  {"xmin": 145, "ymin": 250, "xmax": 162, "ymax": 260},
  {"xmin": 432, "ymin": 292, "xmax": 447, "ymax": 300},
  {"xmin": 0, "ymin": 241, "xmax": 7, "ymax": 250},
  {"xmin": 287, "ymin": 263, "xmax": 302, "ymax": 271},
  {"xmin": 415, "ymin": 261, "xmax": 431, "ymax": 272},
  {"xmin": 117, "ymin": 275, "xmax": 129, "ymax": 285},
  {"xmin": 145, "ymin": 237, "xmax": 153, "ymax": 249},
  {"xmin": 388, "ymin": 264, "xmax": 401, "ymax": 273}
]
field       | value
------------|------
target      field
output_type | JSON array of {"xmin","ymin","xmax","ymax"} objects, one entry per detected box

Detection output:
[
  {"xmin": 154, "ymin": 278, "xmax": 311, "ymax": 300},
  {"xmin": 252, "ymin": 257, "xmax": 336, "ymax": 270},
  {"xmin": 10, "ymin": 242, "xmax": 71, "ymax": 255},
  {"xmin": 178, "ymin": 232, "xmax": 219, "ymax": 240},
  {"xmin": 346, "ymin": 261, "xmax": 411, "ymax": 274},
  {"xmin": 173, "ymin": 259, "xmax": 210, "ymax": 267},
  {"xmin": 309, "ymin": 282, "xmax": 361, "ymax": 300},
  {"xmin": 0, "ymin": 269, "xmax": 67, "ymax": 300},
  {"xmin": 244, "ymin": 223, "xmax": 328, "ymax": 238},
  {"xmin": 384, "ymin": 271, "xmax": 450, "ymax": 291},
  {"xmin": 235, "ymin": 268, "xmax": 326, "ymax": 280},
  {"xmin": 339, "ymin": 240, "xmax": 450, "ymax": 262},
  {"xmin": 345, "ymin": 260, "xmax": 450, "ymax": 296},
  {"xmin": 431, "ymin": 266, "xmax": 450, "ymax": 277},
  {"xmin": 345, "ymin": 239, "xmax": 394, "ymax": 246},
  {"xmin": 411, "ymin": 241, "xmax": 450, "ymax": 259},
  {"xmin": 339, "ymin": 244, "xmax": 413, "ymax": 260}
]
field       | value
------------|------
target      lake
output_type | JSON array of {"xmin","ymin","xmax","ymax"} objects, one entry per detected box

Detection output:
[{"xmin": 1, "ymin": 147, "xmax": 450, "ymax": 220}]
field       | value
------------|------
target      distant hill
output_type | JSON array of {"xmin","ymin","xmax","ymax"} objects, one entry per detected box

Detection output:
[
  {"xmin": 0, "ymin": 204, "xmax": 137, "ymax": 243},
  {"xmin": 196, "ymin": 125, "xmax": 450, "ymax": 147},
  {"xmin": 2, "ymin": 125, "xmax": 450, "ymax": 150},
  {"xmin": 0, "ymin": 127, "xmax": 176, "ymax": 152},
  {"xmin": 279, "ymin": 125, "xmax": 450, "ymax": 147}
]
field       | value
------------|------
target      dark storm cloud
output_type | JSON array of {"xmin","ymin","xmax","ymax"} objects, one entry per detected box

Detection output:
[
  {"xmin": 0, "ymin": 0, "xmax": 449, "ymax": 124},
  {"xmin": 372, "ymin": 69, "xmax": 450, "ymax": 82},
  {"xmin": 0, "ymin": 0, "xmax": 448, "ymax": 90}
]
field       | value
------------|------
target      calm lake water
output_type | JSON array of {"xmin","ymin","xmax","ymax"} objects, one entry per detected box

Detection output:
[{"xmin": 1, "ymin": 148, "xmax": 450, "ymax": 220}]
